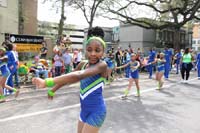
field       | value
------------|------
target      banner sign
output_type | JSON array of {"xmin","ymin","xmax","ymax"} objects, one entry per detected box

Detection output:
[{"xmin": 5, "ymin": 34, "xmax": 44, "ymax": 52}]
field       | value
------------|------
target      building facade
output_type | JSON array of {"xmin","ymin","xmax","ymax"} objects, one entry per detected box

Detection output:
[
  {"xmin": 38, "ymin": 21, "xmax": 85, "ymax": 49},
  {"xmin": 156, "ymin": 28, "xmax": 192, "ymax": 50},
  {"xmin": 118, "ymin": 23, "xmax": 192, "ymax": 54},
  {"xmin": 0, "ymin": 0, "xmax": 38, "ymax": 43},
  {"xmin": 118, "ymin": 24, "xmax": 156, "ymax": 54},
  {"xmin": 192, "ymin": 23, "xmax": 200, "ymax": 51},
  {"xmin": 0, "ymin": 0, "xmax": 19, "ymax": 43}
]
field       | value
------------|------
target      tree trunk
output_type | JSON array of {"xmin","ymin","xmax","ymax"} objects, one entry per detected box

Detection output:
[
  {"xmin": 58, "ymin": 0, "xmax": 65, "ymax": 36},
  {"xmin": 88, "ymin": 21, "xmax": 93, "ymax": 29},
  {"xmin": 173, "ymin": 29, "xmax": 181, "ymax": 50}
]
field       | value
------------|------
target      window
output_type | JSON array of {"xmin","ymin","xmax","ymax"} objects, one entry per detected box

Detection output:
[
  {"xmin": 193, "ymin": 40, "xmax": 196, "ymax": 44},
  {"xmin": 198, "ymin": 40, "xmax": 200, "ymax": 44},
  {"xmin": 0, "ymin": 0, "xmax": 7, "ymax": 7}
]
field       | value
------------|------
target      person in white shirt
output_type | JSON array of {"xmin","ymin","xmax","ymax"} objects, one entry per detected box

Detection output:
[{"xmin": 13, "ymin": 44, "xmax": 19, "ymax": 88}]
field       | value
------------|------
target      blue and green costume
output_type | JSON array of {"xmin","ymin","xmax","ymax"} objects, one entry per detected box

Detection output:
[{"xmin": 79, "ymin": 62, "xmax": 106, "ymax": 127}]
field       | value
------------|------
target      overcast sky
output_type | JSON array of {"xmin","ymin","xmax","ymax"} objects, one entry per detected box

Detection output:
[{"xmin": 37, "ymin": 0, "xmax": 119, "ymax": 28}]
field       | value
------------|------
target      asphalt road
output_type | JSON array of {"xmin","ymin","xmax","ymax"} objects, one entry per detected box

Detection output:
[{"xmin": 0, "ymin": 72, "xmax": 200, "ymax": 133}]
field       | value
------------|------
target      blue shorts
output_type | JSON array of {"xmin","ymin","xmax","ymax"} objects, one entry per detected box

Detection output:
[
  {"xmin": 130, "ymin": 70, "xmax": 139, "ymax": 79},
  {"xmin": 79, "ymin": 109, "xmax": 106, "ymax": 128},
  {"xmin": 157, "ymin": 67, "xmax": 165, "ymax": 73}
]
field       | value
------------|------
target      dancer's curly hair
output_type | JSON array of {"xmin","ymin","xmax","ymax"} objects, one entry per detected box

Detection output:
[{"xmin": 87, "ymin": 26, "xmax": 104, "ymax": 39}]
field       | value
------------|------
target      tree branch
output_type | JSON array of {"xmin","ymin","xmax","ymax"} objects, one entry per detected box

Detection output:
[{"xmin": 125, "ymin": 0, "xmax": 181, "ymax": 14}]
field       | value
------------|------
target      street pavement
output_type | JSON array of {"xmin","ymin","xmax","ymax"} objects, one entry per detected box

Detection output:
[{"xmin": 0, "ymin": 71, "xmax": 200, "ymax": 133}]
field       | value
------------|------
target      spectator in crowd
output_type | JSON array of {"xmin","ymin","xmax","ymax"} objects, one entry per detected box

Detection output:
[
  {"xmin": 72, "ymin": 48, "xmax": 79, "ymax": 69},
  {"xmin": 174, "ymin": 50, "xmax": 182, "ymax": 74},
  {"xmin": 54, "ymin": 50, "xmax": 63, "ymax": 76},
  {"xmin": 77, "ymin": 49, "xmax": 82, "ymax": 65},
  {"xmin": 137, "ymin": 48, "xmax": 141, "ymax": 55},
  {"xmin": 180, "ymin": 48, "xmax": 194, "ymax": 83},
  {"xmin": 115, "ymin": 47, "xmax": 122, "ymax": 74},
  {"xmin": 40, "ymin": 41, "xmax": 48, "ymax": 59},
  {"xmin": 31, "ymin": 56, "xmax": 48, "ymax": 78},
  {"xmin": 62, "ymin": 48, "xmax": 72, "ymax": 74}
]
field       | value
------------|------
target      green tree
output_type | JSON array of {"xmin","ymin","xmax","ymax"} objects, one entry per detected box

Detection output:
[
  {"xmin": 105, "ymin": 0, "xmax": 200, "ymax": 50},
  {"xmin": 58, "ymin": 0, "xmax": 66, "ymax": 36}
]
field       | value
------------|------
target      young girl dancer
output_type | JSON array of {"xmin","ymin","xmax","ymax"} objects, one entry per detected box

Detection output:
[
  {"xmin": 33, "ymin": 36, "xmax": 107, "ymax": 133},
  {"xmin": 151, "ymin": 53, "xmax": 166, "ymax": 89},
  {"xmin": 0, "ymin": 47, "xmax": 19, "ymax": 103},
  {"xmin": 105, "ymin": 50, "xmax": 115, "ymax": 84},
  {"xmin": 116, "ymin": 53, "xmax": 140, "ymax": 97}
]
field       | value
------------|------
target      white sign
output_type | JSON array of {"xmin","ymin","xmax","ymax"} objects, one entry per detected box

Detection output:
[{"xmin": 0, "ymin": 0, "xmax": 7, "ymax": 7}]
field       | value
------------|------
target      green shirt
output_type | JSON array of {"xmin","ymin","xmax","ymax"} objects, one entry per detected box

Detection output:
[{"xmin": 182, "ymin": 53, "xmax": 192, "ymax": 63}]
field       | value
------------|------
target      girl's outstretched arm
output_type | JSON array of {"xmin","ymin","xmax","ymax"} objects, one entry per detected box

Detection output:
[
  {"xmin": 115, "ymin": 62, "xmax": 129, "ymax": 70},
  {"xmin": 36, "ymin": 61, "xmax": 88, "ymax": 99},
  {"xmin": 32, "ymin": 61, "xmax": 107, "ymax": 89},
  {"xmin": 149, "ymin": 59, "xmax": 157, "ymax": 64}
]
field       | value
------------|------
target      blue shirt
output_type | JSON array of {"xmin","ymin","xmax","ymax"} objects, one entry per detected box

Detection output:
[
  {"xmin": 175, "ymin": 52, "xmax": 182, "ymax": 64},
  {"xmin": 62, "ymin": 53, "xmax": 72, "ymax": 65},
  {"xmin": 6, "ymin": 51, "xmax": 18, "ymax": 67},
  {"xmin": 148, "ymin": 50, "xmax": 156, "ymax": 62},
  {"xmin": 197, "ymin": 53, "xmax": 200, "ymax": 66},
  {"xmin": 80, "ymin": 63, "xmax": 106, "ymax": 112},
  {"xmin": 164, "ymin": 49, "xmax": 172, "ymax": 62},
  {"xmin": 157, "ymin": 59, "xmax": 165, "ymax": 72}
]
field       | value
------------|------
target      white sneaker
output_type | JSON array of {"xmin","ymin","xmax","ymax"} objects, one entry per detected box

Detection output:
[
  {"xmin": 185, "ymin": 80, "xmax": 188, "ymax": 84},
  {"xmin": 180, "ymin": 79, "xmax": 185, "ymax": 83}
]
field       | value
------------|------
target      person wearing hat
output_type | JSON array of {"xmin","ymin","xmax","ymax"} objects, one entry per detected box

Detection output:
[{"xmin": 0, "ymin": 47, "xmax": 19, "ymax": 103}]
